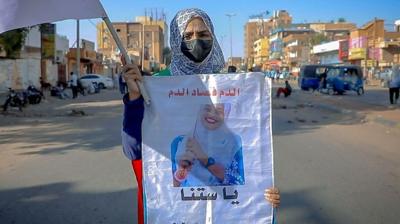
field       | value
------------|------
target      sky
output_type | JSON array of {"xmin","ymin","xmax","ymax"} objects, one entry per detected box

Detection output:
[{"xmin": 56, "ymin": 0, "xmax": 400, "ymax": 59}]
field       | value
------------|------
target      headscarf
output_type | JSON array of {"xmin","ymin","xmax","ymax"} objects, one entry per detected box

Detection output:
[
  {"xmin": 175, "ymin": 103, "xmax": 240, "ymax": 186},
  {"xmin": 169, "ymin": 8, "xmax": 225, "ymax": 76}
]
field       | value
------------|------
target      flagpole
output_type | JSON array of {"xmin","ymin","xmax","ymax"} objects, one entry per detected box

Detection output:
[
  {"xmin": 102, "ymin": 17, "xmax": 151, "ymax": 105},
  {"xmin": 77, "ymin": 19, "xmax": 80, "ymax": 77}
]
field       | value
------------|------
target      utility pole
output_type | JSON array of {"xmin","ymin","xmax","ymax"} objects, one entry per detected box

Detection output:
[
  {"xmin": 226, "ymin": 13, "xmax": 236, "ymax": 65},
  {"xmin": 76, "ymin": 20, "xmax": 80, "ymax": 77}
]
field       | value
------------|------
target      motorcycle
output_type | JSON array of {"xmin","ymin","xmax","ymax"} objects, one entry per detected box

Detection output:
[
  {"xmin": 26, "ymin": 85, "xmax": 43, "ymax": 104},
  {"xmin": 2, "ymin": 88, "xmax": 26, "ymax": 112}
]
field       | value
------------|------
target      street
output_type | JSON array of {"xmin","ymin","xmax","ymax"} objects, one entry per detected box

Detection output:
[{"xmin": 0, "ymin": 85, "xmax": 399, "ymax": 224}]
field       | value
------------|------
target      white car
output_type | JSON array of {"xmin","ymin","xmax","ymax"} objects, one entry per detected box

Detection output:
[{"xmin": 79, "ymin": 74, "xmax": 114, "ymax": 89}]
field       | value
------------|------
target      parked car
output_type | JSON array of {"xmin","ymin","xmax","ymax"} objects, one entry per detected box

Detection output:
[{"xmin": 79, "ymin": 74, "xmax": 114, "ymax": 89}]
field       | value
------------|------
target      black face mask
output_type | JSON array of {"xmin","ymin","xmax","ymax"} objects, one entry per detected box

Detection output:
[{"xmin": 181, "ymin": 39, "xmax": 213, "ymax": 63}]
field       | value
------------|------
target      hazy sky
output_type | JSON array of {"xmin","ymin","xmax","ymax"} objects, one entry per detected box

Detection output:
[{"xmin": 56, "ymin": 0, "xmax": 400, "ymax": 59}]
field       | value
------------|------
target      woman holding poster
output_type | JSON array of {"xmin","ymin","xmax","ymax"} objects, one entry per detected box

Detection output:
[{"xmin": 121, "ymin": 8, "xmax": 280, "ymax": 224}]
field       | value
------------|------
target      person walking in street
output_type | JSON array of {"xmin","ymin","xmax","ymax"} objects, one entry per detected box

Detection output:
[
  {"xmin": 388, "ymin": 65, "xmax": 400, "ymax": 104},
  {"xmin": 70, "ymin": 72, "xmax": 78, "ymax": 99},
  {"xmin": 121, "ymin": 8, "xmax": 280, "ymax": 224}
]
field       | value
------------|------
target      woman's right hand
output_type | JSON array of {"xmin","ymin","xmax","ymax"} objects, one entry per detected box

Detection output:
[{"xmin": 121, "ymin": 57, "xmax": 143, "ymax": 100}]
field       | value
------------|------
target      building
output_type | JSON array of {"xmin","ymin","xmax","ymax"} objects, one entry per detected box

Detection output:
[
  {"xmin": 270, "ymin": 10, "xmax": 292, "ymax": 29},
  {"xmin": 283, "ymin": 32, "xmax": 314, "ymax": 74},
  {"xmin": 349, "ymin": 18, "xmax": 400, "ymax": 77},
  {"xmin": 0, "ymin": 24, "xmax": 71, "ymax": 93},
  {"xmin": 269, "ymin": 27, "xmax": 314, "ymax": 69},
  {"xmin": 312, "ymin": 40, "xmax": 342, "ymax": 65},
  {"xmin": 97, "ymin": 18, "xmax": 165, "ymax": 72},
  {"xmin": 136, "ymin": 16, "xmax": 169, "ymax": 48},
  {"xmin": 395, "ymin": 20, "xmax": 400, "ymax": 32},
  {"xmin": 244, "ymin": 20, "xmax": 271, "ymax": 68},
  {"xmin": 244, "ymin": 10, "xmax": 292, "ymax": 68},
  {"xmin": 253, "ymin": 38, "xmax": 269, "ymax": 68},
  {"xmin": 227, "ymin": 57, "xmax": 243, "ymax": 70},
  {"xmin": 67, "ymin": 39, "xmax": 103, "ymax": 79},
  {"xmin": 310, "ymin": 22, "xmax": 356, "ymax": 41}
]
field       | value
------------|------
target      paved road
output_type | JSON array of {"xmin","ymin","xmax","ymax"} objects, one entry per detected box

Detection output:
[
  {"xmin": 272, "ymin": 88, "xmax": 400, "ymax": 223},
  {"xmin": 0, "ymin": 88, "xmax": 399, "ymax": 223}
]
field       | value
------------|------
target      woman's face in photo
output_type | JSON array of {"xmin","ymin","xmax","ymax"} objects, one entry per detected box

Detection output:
[{"xmin": 200, "ymin": 104, "xmax": 225, "ymax": 130}]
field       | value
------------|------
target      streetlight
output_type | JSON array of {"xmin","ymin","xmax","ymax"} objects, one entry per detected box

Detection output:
[{"xmin": 226, "ymin": 13, "xmax": 236, "ymax": 66}]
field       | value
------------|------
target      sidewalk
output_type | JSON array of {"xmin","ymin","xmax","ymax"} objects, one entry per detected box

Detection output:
[
  {"xmin": 272, "ymin": 84, "xmax": 400, "ymax": 130},
  {"xmin": 0, "ymin": 89, "xmax": 122, "ymax": 125}
]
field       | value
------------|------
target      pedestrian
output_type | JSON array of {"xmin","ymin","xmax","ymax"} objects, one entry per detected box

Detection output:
[
  {"xmin": 276, "ymin": 80, "xmax": 292, "ymax": 98},
  {"xmin": 121, "ymin": 8, "xmax": 280, "ymax": 224},
  {"xmin": 70, "ymin": 72, "xmax": 78, "ymax": 99},
  {"xmin": 388, "ymin": 65, "xmax": 400, "ymax": 104}
]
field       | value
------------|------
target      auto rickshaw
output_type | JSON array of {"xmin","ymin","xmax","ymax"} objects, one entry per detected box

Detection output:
[
  {"xmin": 298, "ymin": 65, "xmax": 333, "ymax": 91},
  {"xmin": 325, "ymin": 65, "xmax": 364, "ymax": 95}
]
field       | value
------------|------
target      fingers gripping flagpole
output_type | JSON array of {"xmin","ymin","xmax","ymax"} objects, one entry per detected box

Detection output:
[{"xmin": 102, "ymin": 17, "xmax": 151, "ymax": 105}]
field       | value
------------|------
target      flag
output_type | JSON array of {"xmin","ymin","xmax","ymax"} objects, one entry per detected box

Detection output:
[
  {"xmin": 141, "ymin": 73, "xmax": 274, "ymax": 224},
  {"xmin": 0, "ymin": 0, "xmax": 107, "ymax": 34}
]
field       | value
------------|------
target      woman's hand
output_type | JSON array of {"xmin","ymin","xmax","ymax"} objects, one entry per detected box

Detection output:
[
  {"xmin": 121, "ymin": 56, "xmax": 142, "ymax": 100},
  {"xmin": 264, "ymin": 187, "xmax": 280, "ymax": 208},
  {"xmin": 186, "ymin": 137, "xmax": 208, "ymax": 165},
  {"xmin": 178, "ymin": 150, "xmax": 196, "ymax": 170}
]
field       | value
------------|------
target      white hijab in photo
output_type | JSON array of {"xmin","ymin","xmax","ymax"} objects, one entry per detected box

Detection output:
[{"xmin": 175, "ymin": 103, "xmax": 242, "ymax": 186}]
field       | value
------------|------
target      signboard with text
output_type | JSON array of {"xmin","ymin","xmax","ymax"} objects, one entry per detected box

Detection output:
[{"xmin": 141, "ymin": 73, "xmax": 274, "ymax": 224}]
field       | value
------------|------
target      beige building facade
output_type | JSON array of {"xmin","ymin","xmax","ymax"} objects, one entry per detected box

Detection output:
[{"xmin": 97, "ymin": 20, "xmax": 164, "ymax": 72}]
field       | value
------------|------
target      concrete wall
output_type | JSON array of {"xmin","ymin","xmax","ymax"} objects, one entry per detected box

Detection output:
[
  {"xmin": 0, "ymin": 59, "xmax": 57, "ymax": 93},
  {"xmin": 24, "ymin": 26, "xmax": 41, "ymax": 48}
]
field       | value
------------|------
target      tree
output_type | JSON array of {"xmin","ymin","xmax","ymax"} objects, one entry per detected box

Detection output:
[
  {"xmin": 338, "ymin": 18, "xmax": 346, "ymax": 23},
  {"xmin": 0, "ymin": 28, "xmax": 29, "ymax": 59},
  {"xmin": 309, "ymin": 33, "xmax": 329, "ymax": 46}
]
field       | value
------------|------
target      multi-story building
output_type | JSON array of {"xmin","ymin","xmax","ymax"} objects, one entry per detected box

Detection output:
[
  {"xmin": 136, "ymin": 16, "xmax": 169, "ymax": 48},
  {"xmin": 253, "ymin": 38, "xmax": 269, "ymax": 69},
  {"xmin": 97, "ymin": 18, "xmax": 165, "ymax": 72},
  {"xmin": 312, "ymin": 40, "xmax": 342, "ymax": 65},
  {"xmin": 349, "ymin": 18, "xmax": 400, "ymax": 77},
  {"xmin": 270, "ymin": 10, "xmax": 292, "ymax": 29},
  {"xmin": 269, "ymin": 26, "xmax": 314, "ymax": 69},
  {"xmin": 310, "ymin": 22, "xmax": 356, "ymax": 41},
  {"xmin": 244, "ymin": 20, "xmax": 272, "ymax": 68},
  {"xmin": 283, "ymin": 32, "xmax": 314, "ymax": 74},
  {"xmin": 244, "ymin": 10, "xmax": 292, "ymax": 68}
]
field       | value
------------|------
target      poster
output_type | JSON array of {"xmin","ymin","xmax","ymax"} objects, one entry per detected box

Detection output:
[{"xmin": 142, "ymin": 73, "xmax": 274, "ymax": 224}]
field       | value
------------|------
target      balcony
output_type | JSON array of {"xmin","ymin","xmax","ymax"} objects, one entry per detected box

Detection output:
[{"xmin": 378, "ymin": 39, "xmax": 400, "ymax": 48}]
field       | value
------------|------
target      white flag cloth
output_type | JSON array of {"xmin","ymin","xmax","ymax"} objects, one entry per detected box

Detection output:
[
  {"xmin": 141, "ymin": 73, "xmax": 274, "ymax": 224},
  {"xmin": 0, "ymin": 0, "xmax": 107, "ymax": 33}
]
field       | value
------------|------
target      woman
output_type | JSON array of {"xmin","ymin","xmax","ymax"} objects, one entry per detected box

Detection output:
[
  {"xmin": 173, "ymin": 103, "xmax": 245, "ymax": 187},
  {"xmin": 121, "ymin": 8, "xmax": 280, "ymax": 224}
]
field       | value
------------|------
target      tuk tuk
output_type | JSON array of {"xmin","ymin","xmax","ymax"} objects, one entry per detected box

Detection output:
[
  {"xmin": 325, "ymin": 65, "xmax": 364, "ymax": 95},
  {"xmin": 298, "ymin": 65, "xmax": 332, "ymax": 91}
]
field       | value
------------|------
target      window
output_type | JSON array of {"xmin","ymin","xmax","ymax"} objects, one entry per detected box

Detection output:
[
  {"xmin": 116, "ymin": 29, "xmax": 121, "ymax": 32},
  {"xmin": 327, "ymin": 68, "xmax": 340, "ymax": 78}
]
